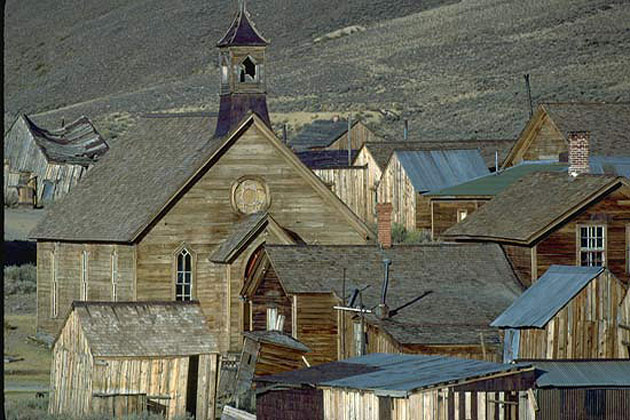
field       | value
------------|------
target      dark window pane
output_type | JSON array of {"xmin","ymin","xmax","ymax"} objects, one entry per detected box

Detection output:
[
  {"xmin": 177, "ymin": 255, "xmax": 183, "ymax": 271},
  {"xmin": 177, "ymin": 272, "xmax": 184, "ymax": 284},
  {"xmin": 184, "ymin": 254, "xmax": 191, "ymax": 271},
  {"xmin": 184, "ymin": 273, "xmax": 191, "ymax": 284}
]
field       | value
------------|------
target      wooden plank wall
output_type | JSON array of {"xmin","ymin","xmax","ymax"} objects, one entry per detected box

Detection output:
[
  {"xmin": 416, "ymin": 194, "xmax": 432, "ymax": 231},
  {"xmin": 37, "ymin": 242, "xmax": 135, "ymax": 336},
  {"xmin": 378, "ymin": 153, "xmax": 417, "ymax": 231},
  {"xmin": 620, "ymin": 290, "xmax": 630, "ymax": 358},
  {"xmin": 296, "ymin": 293, "xmax": 341, "ymax": 365},
  {"xmin": 257, "ymin": 388, "xmax": 324, "ymax": 420},
  {"xmin": 401, "ymin": 344, "xmax": 502, "ymax": 363},
  {"xmin": 430, "ymin": 199, "xmax": 487, "ymax": 239},
  {"xmin": 135, "ymin": 123, "xmax": 367, "ymax": 355},
  {"xmin": 501, "ymin": 244, "xmax": 533, "ymax": 287},
  {"xmin": 255, "ymin": 343, "xmax": 307, "ymax": 375},
  {"xmin": 353, "ymin": 147, "xmax": 382, "ymax": 226},
  {"xmin": 196, "ymin": 354, "xmax": 220, "ymax": 420},
  {"xmin": 536, "ymin": 190, "xmax": 630, "ymax": 284},
  {"xmin": 323, "ymin": 388, "xmax": 380, "ymax": 420},
  {"xmin": 339, "ymin": 312, "xmax": 401, "ymax": 359},
  {"xmin": 313, "ymin": 167, "xmax": 369, "ymax": 222},
  {"xmin": 323, "ymin": 122, "xmax": 378, "ymax": 152},
  {"xmin": 249, "ymin": 264, "xmax": 292, "ymax": 334},
  {"xmin": 518, "ymin": 114, "xmax": 566, "ymax": 163}
]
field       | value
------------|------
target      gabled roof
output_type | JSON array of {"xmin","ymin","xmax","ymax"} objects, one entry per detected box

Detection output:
[
  {"xmin": 30, "ymin": 113, "xmax": 373, "ymax": 242},
  {"xmin": 426, "ymin": 161, "xmax": 568, "ymax": 198},
  {"xmin": 17, "ymin": 114, "xmax": 108, "ymax": 165},
  {"xmin": 209, "ymin": 212, "xmax": 296, "ymax": 263},
  {"xmin": 361, "ymin": 139, "xmax": 515, "ymax": 172},
  {"xmin": 217, "ymin": 2, "xmax": 268, "ymax": 47},
  {"xmin": 289, "ymin": 118, "xmax": 358, "ymax": 152},
  {"xmin": 243, "ymin": 330, "xmax": 310, "ymax": 353},
  {"xmin": 296, "ymin": 150, "xmax": 360, "ymax": 169},
  {"xmin": 491, "ymin": 265, "xmax": 606, "ymax": 328},
  {"xmin": 392, "ymin": 149, "xmax": 489, "ymax": 192},
  {"xmin": 64, "ymin": 301, "xmax": 218, "ymax": 357},
  {"xmin": 443, "ymin": 173, "xmax": 628, "ymax": 244},
  {"xmin": 504, "ymin": 103, "xmax": 630, "ymax": 166},
  {"xmin": 257, "ymin": 353, "xmax": 531, "ymax": 397},
  {"xmin": 256, "ymin": 243, "xmax": 523, "ymax": 345}
]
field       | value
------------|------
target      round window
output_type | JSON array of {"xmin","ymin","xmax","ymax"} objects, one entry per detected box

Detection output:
[{"xmin": 231, "ymin": 177, "xmax": 270, "ymax": 214}]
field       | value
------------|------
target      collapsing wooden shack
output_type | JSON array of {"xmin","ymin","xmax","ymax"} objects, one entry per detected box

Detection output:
[
  {"xmin": 4, "ymin": 114, "xmax": 108, "ymax": 207},
  {"xmin": 49, "ymin": 301, "xmax": 219, "ymax": 419},
  {"xmin": 256, "ymin": 354, "xmax": 630, "ymax": 420},
  {"xmin": 492, "ymin": 265, "xmax": 630, "ymax": 361}
]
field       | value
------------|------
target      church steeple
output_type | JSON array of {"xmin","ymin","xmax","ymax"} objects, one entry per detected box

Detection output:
[{"xmin": 214, "ymin": 1, "xmax": 271, "ymax": 138}]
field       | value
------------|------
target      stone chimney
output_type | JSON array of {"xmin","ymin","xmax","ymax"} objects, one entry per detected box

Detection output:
[
  {"xmin": 376, "ymin": 203, "xmax": 393, "ymax": 248},
  {"xmin": 568, "ymin": 131, "xmax": 590, "ymax": 177}
]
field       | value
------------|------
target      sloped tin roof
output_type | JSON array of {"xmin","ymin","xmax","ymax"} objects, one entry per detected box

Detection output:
[
  {"xmin": 491, "ymin": 265, "xmax": 604, "ymax": 328},
  {"xmin": 394, "ymin": 149, "xmax": 489, "ymax": 192},
  {"xmin": 243, "ymin": 330, "xmax": 310, "ymax": 353},
  {"xmin": 533, "ymin": 360, "xmax": 630, "ymax": 388},
  {"xmin": 258, "ymin": 353, "xmax": 530, "ymax": 397}
]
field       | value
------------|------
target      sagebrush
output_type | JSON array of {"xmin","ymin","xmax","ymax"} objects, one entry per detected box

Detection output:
[{"xmin": 4, "ymin": 264, "xmax": 37, "ymax": 295}]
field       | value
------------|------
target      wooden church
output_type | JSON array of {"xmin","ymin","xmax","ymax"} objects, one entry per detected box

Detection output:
[{"xmin": 31, "ymin": 2, "xmax": 373, "ymax": 361}]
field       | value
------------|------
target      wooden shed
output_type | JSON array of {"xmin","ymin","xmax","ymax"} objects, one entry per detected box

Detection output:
[
  {"xmin": 49, "ymin": 301, "xmax": 219, "ymax": 419},
  {"xmin": 4, "ymin": 114, "xmax": 108, "ymax": 207},
  {"xmin": 288, "ymin": 118, "xmax": 378, "ymax": 153},
  {"xmin": 492, "ymin": 265, "xmax": 630, "ymax": 361},
  {"xmin": 377, "ymin": 149, "xmax": 489, "ymax": 231}
]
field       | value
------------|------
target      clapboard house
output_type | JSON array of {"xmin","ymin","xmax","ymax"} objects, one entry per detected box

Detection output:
[
  {"xmin": 49, "ymin": 301, "xmax": 219, "ymax": 419},
  {"xmin": 378, "ymin": 149, "xmax": 489, "ymax": 231},
  {"xmin": 4, "ymin": 114, "xmax": 108, "ymax": 207},
  {"xmin": 502, "ymin": 102, "xmax": 630, "ymax": 167},
  {"xmin": 30, "ymin": 2, "xmax": 372, "ymax": 358},
  {"xmin": 288, "ymin": 117, "xmax": 378, "ymax": 153},
  {"xmin": 240, "ymin": 210, "xmax": 523, "ymax": 364},
  {"xmin": 444, "ymin": 164, "xmax": 630, "ymax": 287},
  {"xmin": 493, "ymin": 265, "xmax": 630, "ymax": 362}
]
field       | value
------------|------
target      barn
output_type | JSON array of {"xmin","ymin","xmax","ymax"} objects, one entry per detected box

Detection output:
[
  {"xmin": 492, "ymin": 265, "xmax": 630, "ymax": 361},
  {"xmin": 4, "ymin": 114, "xmax": 108, "ymax": 207},
  {"xmin": 49, "ymin": 301, "xmax": 219, "ymax": 419}
]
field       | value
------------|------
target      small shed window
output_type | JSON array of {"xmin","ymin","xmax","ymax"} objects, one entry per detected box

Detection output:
[
  {"xmin": 51, "ymin": 250, "xmax": 58, "ymax": 318},
  {"xmin": 80, "ymin": 250, "xmax": 89, "ymax": 300},
  {"xmin": 353, "ymin": 321, "xmax": 365, "ymax": 356},
  {"xmin": 176, "ymin": 249, "xmax": 193, "ymax": 301},
  {"xmin": 457, "ymin": 209, "xmax": 468, "ymax": 222},
  {"xmin": 579, "ymin": 225, "xmax": 605, "ymax": 267},
  {"xmin": 111, "ymin": 250, "xmax": 119, "ymax": 301},
  {"xmin": 266, "ymin": 307, "xmax": 278, "ymax": 331},
  {"xmin": 239, "ymin": 56, "xmax": 257, "ymax": 83}
]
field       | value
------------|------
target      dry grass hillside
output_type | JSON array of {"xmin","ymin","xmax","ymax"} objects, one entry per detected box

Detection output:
[{"xmin": 4, "ymin": 0, "xmax": 630, "ymax": 140}]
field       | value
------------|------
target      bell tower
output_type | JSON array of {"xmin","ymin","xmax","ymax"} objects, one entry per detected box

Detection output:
[{"xmin": 214, "ymin": 0, "xmax": 271, "ymax": 138}]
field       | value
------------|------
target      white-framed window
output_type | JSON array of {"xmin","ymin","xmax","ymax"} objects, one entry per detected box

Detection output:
[
  {"xmin": 266, "ymin": 307, "xmax": 278, "ymax": 331},
  {"xmin": 579, "ymin": 225, "xmax": 606, "ymax": 267},
  {"xmin": 457, "ymin": 209, "xmax": 468, "ymax": 223},
  {"xmin": 51, "ymin": 250, "xmax": 58, "ymax": 318},
  {"xmin": 175, "ymin": 248, "xmax": 193, "ymax": 301},
  {"xmin": 80, "ymin": 250, "xmax": 88, "ymax": 300},
  {"xmin": 111, "ymin": 250, "xmax": 119, "ymax": 301},
  {"xmin": 353, "ymin": 321, "xmax": 364, "ymax": 356}
]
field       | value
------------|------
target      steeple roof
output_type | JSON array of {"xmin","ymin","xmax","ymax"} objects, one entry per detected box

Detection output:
[{"xmin": 217, "ymin": 1, "xmax": 268, "ymax": 47}]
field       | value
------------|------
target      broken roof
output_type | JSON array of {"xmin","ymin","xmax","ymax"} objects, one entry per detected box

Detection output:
[
  {"xmin": 257, "ymin": 353, "xmax": 531, "ymax": 397},
  {"xmin": 491, "ymin": 265, "xmax": 606, "ymax": 328},
  {"xmin": 217, "ymin": 2, "xmax": 268, "ymax": 47},
  {"xmin": 18, "ymin": 114, "xmax": 108, "ymax": 165},
  {"xmin": 66, "ymin": 301, "xmax": 218, "ymax": 357},
  {"xmin": 289, "ymin": 119, "xmax": 357, "ymax": 152},
  {"xmin": 243, "ymin": 330, "xmax": 310, "ymax": 353},
  {"xmin": 443, "ymin": 173, "xmax": 628, "ymax": 244},
  {"xmin": 361, "ymin": 139, "xmax": 515, "ymax": 172},
  {"xmin": 258, "ymin": 243, "xmax": 523, "ymax": 345},
  {"xmin": 296, "ymin": 150, "xmax": 360, "ymax": 169},
  {"xmin": 393, "ymin": 149, "xmax": 489, "ymax": 192}
]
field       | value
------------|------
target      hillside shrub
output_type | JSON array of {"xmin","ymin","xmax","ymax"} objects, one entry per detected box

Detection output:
[
  {"xmin": 392, "ymin": 223, "xmax": 431, "ymax": 244},
  {"xmin": 4, "ymin": 264, "xmax": 37, "ymax": 295}
]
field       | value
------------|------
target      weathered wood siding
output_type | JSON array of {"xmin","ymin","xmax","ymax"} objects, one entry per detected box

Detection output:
[
  {"xmin": 37, "ymin": 242, "xmax": 135, "ymax": 335},
  {"xmin": 620, "ymin": 290, "xmax": 630, "ymax": 358},
  {"xmin": 313, "ymin": 166, "xmax": 370, "ymax": 222},
  {"xmin": 135, "ymin": 123, "xmax": 367, "ymax": 354},
  {"xmin": 257, "ymin": 388, "xmax": 324, "ymax": 420},
  {"xmin": 502, "ymin": 244, "xmax": 533, "ymax": 287},
  {"xmin": 536, "ymin": 189, "xmax": 630, "ymax": 284},
  {"xmin": 322, "ymin": 122, "xmax": 378, "ymax": 152},
  {"xmin": 401, "ymin": 344, "xmax": 502, "ymax": 363},
  {"xmin": 416, "ymin": 194, "xmax": 432, "ymax": 231},
  {"xmin": 517, "ymin": 270, "xmax": 629, "ymax": 359},
  {"xmin": 295, "ymin": 293, "xmax": 340, "ymax": 365},
  {"xmin": 248, "ymin": 262, "xmax": 292, "ymax": 335},
  {"xmin": 508, "ymin": 112, "xmax": 566, "ymax": 166},
  {"xmin": 378, "ymin": 153, "xmax": 416, "ymax": 231},
  {"xmin": 430, "ymin": 199, "xmax": 488, "ymax": 239},
  {"xmin": 354, "ymin": 147, "xmax": 382, "ymax": 225},
  {"xmin": 255, "ymin": 343, "xmax": 307, "ymax": 376}
]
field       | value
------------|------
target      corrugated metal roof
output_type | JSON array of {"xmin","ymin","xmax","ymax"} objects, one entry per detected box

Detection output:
[
  {"xmin": 426, "ymin": 161, "xmax": 567, "ymax": 197},
  {"xmin": 491, "ymin": 265, "xmax": 604, "ymax": 328},
  {"xmin": 533, "ymin": 360, "xmax": 630, "ymax": 388},
  {"xmin": 394, "ymin": 149, "xmax": 489, "ymax": 192},
  {"xmin": 258, "ymin": 353, "xmax": 530, "ymax": 397}
]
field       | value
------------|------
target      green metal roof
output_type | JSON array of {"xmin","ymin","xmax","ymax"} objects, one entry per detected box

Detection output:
[{"xmin": 426, "ymin": 161, "xmax": 567, "ymax": 198}]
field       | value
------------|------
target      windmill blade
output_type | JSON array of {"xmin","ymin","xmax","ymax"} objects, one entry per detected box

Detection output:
[{"xmin": 388, "ymin": 291, "xmax": 433, "ymax": 318}]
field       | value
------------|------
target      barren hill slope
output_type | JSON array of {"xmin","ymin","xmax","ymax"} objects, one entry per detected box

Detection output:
[{"xmin": 4, "ymin": 0, "xmax": 630, "ymax": 140}]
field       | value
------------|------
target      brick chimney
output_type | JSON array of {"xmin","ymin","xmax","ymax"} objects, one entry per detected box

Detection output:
[
  {"xmin": 376, "ymin": 203, "xmax": 393, "ymax": 248},
  {"xmin": 568, "ymin": 131, "xmax": 590, "ymax": 177}
]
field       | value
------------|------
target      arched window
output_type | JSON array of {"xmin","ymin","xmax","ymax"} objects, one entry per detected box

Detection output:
[
  {"xmin": 239, "ymin": 56, "xmax": 257, "ymax": 83},
  {"xmin": 80, "ymin": 250, "xmax": 89, "ymax": 300},
  {"xmin": 176, "ymin": 248, "xmax": 193, "ymax": 301}
]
